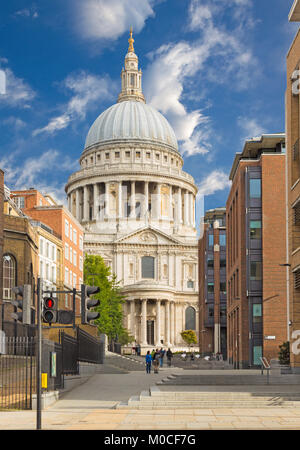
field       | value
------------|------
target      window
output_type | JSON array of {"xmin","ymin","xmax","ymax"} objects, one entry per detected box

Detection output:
[
  {"xmin": 253, "ymin": 304, "xmax": 262, "ymax": 323},
  {"xmin": 105, "ymin": 152, "xmax": 109, "ymax": 160},
  {"xmin": 70, "ymin": 224, "xmax": 73, "ymax": 242},
  {"xmin": 15, "ymin": 196, "xmax": 25, "ymax": 209},
  {"xmin": 3, "ymin": 255, "xmax": 16, "ymax": 300},
  {"xmin": 208, "ymin": 234, "xmax": 214, "ymax": 246},
  {"xmin": 146, "ymin": 152, "xmax": 151, "ymax": 159},
  {"xmin": 73, "ymin": 250, "xmax": 77, "ymax": 267},
  {"xmin": 220, "ymin": 282, "xmax": 226, "ymax": 294},
  {"xmin": 250, "ymin": 179, "xmax": 261, "ymax": 198},
  {"xmin": 73, "ymin": 229, "xmax": 77, "ymax": 244},
  {"xmin": 125, "ymin": 151, "xmax": 130, "ymax": 158},
  {"xmin": 136, "ymin": 151, "xmax": 141, "ymax": 158},
  {"xmin": 220, "ymin": 305, "xmax": 226, "ymax": 318},
  {"xmin": 69, "ymin": 247, "xmax": 73, "ymax": 264},
  {"xmin": 115, "ymin": 151, "xmax": 120, "ymax": 158},
  {"xmin": 250, "ymin": 221, "xmax": 262, "ymax": 239},
  {"xmin": 65, "ymin": 243, "xmax": 69, "ymax": 260},
  {"xmin": 40, "ymin": 238, "xmax": 44, "ymax": 256},
  {"xmin": 79, "ymin": 256, "xmax": 83, "ymax": 272},
  {"xmin": 207, "ymin": 282, "xmax": 214, "ymax": 294},
  {"xmin": 187, "ymin": 280, "xmax": 194, "ymax": 288},
  {"xmin": 208, "ymin": 306, "xmax": 214, "ymax": 318},
  {"xmin": 46, "ymin": 242, "xmax": 49, "ymax": 258},
  {"xmin": 185, "ymin": 306, "xmax": 196, "ymax": 330},
  {"xmin": 141, "ymin": 256, "xmax": 155, "ymax": 279},
  {"xmin": 39, "ymin": 260, "xmax": 44, "ymax": 278},
  {"xmin": 79, "ymin": 236, "xmax": 83, "ymax": 251},
  {"xmin": 220, "ymin": 259, "xmax": 226, "ymax": 268},
  {"xmin": 65, "ymin": 268, "xmax": 69, "ymax": 284},
  {"xmin": 250, "ymin": 261, "xmax": 262, "ymax": 281},
  {"xmin": 65, "ymin": 219, "xmax": 69, "ymax": 237},
  {"xmin": 253, "ymin": 346, "xmax": 262, "ymax": 365},
  {"xmin": 129, "ymin": 263, "xmax": 134, "ymax": 277},
  {"xmin": 219, "ymin": 234, "xmax": 226, "ymax": 246},
  {"xmin": 207, "ymin": 259, "xmax": 214, "ymax": 269}
]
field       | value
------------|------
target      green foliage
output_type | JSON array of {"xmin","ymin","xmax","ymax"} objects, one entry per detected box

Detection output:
[
  {"xmin": 180, "ymin": 330, "xmax": 197, "ymax": 347},
  {"xmin": 278, "ymin": 341, "xmax": 290, "ymax": 366},
  {"xmin": 84, "ymin": 254, "xmax": 127, "ymax": 341},
  {"xmin": 118, "ymin": 328, "xmax": 135, "ymax": 346}
]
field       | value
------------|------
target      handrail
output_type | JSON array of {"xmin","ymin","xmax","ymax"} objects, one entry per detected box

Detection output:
[
  {"xmin": 260, "ymin": 356, "xmax": 270, "ymax": 369},
  {"xmin": 260, "ymin": 356, "xmax": 270, "ymax": 384}
]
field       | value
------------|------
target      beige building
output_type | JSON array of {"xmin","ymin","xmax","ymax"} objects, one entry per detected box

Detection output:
[{"xmin": 65, "ymin": 31, "xmax": 199, "ymax": 352}]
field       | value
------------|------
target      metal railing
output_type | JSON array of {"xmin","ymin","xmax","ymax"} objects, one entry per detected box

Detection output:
[{"xmin": 260, "ymin": 356, "xmax": 270, "ymax": 384}]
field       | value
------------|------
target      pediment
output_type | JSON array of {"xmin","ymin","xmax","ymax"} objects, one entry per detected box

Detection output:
[{"xmin": 114, "ymin": 226, "xmax": 182, "ymax": 245}]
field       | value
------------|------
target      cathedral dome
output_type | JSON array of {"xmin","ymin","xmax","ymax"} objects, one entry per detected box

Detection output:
[{"xmin": 84, "ymin": 100, "xmax": 179, "ymax": 152}]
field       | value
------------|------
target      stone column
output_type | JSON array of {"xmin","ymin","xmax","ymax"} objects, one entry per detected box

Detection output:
[
  {"xmin": 83, "ymin": 185, "xmax": 89, "ymax": 221},
  {"xmin": 165, "ymin": 300, "xmax": 170, "ymax": 346},
  {"xmin": 184, "ymin": 190, "xmax": 189, "ymax": 226},
  {"xmin": 76, "ymin": 189, "xmax": 80, "ymax": 221},
  {"xmin": 130, "ymin": 181, "xmax": 136, "ymax": 218},
  {"xmin": 141, "ymin": 299, "xmax": 147, "ymax": 345},
  {"xmin": 130, "ymin": 300, "xmax": 135, "ymax": 338},
  {"xmin": 68, "ymin": 194, "xmax": 71, "ymax": 212},
  {"xmin": 93, "ymin": 184, "xmax": 98, "ymax": 220},
  {"xmin": 118, "ymin": 181, "xmax": 123, "ymax": 219},
  {"xmin": 105, "ymin": 182, "xmax": 110, "ymax": 218},
  {"xmin": 170, "ymin": 301, "xmax": 175, "ymax": 345},
  {"xmin": 156, "ymin": 183, "xmax": 161, "ymax": 219},
  {"xmin": 177, "ymin": 188, "xmax": 182, "ymax": 225},
  {"xmin": 169, "ymin": 185, "xmax": 173, "ymax": 221},
  {"xmin": 156, "ymin": 299, "xmax": 161, "ymax": 346},
  {"xmin": 189, "ymin": 193, "xmax": 193, "ymax": 227},
  {"xmin": 144, "ymin": 181, "xmax": 149, "ymax": 219}
]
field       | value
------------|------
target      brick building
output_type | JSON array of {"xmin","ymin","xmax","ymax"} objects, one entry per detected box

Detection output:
[
  {"xmin": 11, "ymin": 189, "xmax": 84, "ymax": 320},
  {"xmin": 226, "ymin": 133, "xmax": 287, "ymax": 368},
  {"xmin": 198, "ymin": 208, "xmax": 227, "ymax": 359},
  {"xmin": 287, "ymin": 0, "xmax": 300, "ymax": 372},
  {"xmin": 2, "ymin": 184, "xmax": 39, "ymax": 327},
  {"xmin": 0, "ymin": 170, "xmax": 4, "ymax": 327}
]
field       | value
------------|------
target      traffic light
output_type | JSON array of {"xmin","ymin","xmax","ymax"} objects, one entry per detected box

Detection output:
[
  {"xmin": 81, "ymin": 284, "xmax": 100, "ymax": 324},
  {"xmin": 42, "ymin": 295, "xmax": 58, "ymax": 324},
  {"xmin": 11, "ymin": 285, "xmax": 31, "ymax": 324}
]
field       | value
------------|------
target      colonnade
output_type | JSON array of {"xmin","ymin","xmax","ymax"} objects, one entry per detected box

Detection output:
[
  {"xmin": 68, "ymin": 180, "xmax": 196, "ymax": 227},
  {"xmin": 127, "ymin": 298, "xmax": 178, "ymax": 347}
]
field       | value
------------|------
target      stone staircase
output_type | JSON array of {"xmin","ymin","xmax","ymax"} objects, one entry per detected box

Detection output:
[{"xmin": 117, "ymin": 385, "xmax": 300, "ymax": 409}]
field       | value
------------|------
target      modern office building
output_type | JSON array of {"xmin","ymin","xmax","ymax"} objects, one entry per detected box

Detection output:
[
  {"xmin": 227, "ymin": 133, "xmax": 287, "ymax": 368},
  {"xmin": 198, "ymin": 208, "xmax": 227, "ymax": 359}
]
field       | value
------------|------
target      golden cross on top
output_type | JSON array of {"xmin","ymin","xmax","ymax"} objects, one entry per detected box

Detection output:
[{"xmin": 128, "ymin": 26, "xmax": 135, "ymax": 53}]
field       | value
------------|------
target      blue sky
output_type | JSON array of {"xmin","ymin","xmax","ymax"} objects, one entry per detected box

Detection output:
[{"xmin": 0, "ymin": 0, "xmax": 298, "ymax": 218}]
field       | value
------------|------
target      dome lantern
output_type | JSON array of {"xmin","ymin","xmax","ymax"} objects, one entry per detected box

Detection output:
[{"xmin": 117, "ymin": 28, "xmax": 145, "ymax": 104}]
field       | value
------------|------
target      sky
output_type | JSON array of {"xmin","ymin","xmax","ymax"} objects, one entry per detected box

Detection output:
[{"xmin": 0, "ymin": 0, "xmax": 298, "ymax": 221}]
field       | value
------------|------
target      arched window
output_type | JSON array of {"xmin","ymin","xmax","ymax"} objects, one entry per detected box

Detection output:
[
  {"xmin": 3, "ymin": 254, "xmax": 16, "ymax": 300},
  {"xmin": 185, "ymin": 306, "xmax": 196, "ymax": 330},
  {"xmin": 141, "ymin": 256, "xmax": 155, "ymax": 279}
]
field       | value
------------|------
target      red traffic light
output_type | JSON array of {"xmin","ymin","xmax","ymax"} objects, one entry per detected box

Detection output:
[{"xmin": 44, "ymin": 298, "xmax": 54, "ymax": 308}]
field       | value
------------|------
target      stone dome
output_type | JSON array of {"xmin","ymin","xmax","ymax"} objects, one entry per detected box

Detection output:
[{"xmin": 84, "ymin": 100, "xmax": 179, "ymax": 152}]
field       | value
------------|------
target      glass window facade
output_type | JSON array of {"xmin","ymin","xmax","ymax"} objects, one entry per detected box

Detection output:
[
  {"xmin": 250, "ymin": 220, "xmax": 262, "ymax": 239},
  {"xmin": 141, "ymin": 256, "xmax": 155, "ymax": 279},
  {"xmin": 250, "ymin": 179, "xmax": 261, "ymax": 198},
  {"xmin": 250, "ymin": 261, "xmax": 262, "ymax": 281}
]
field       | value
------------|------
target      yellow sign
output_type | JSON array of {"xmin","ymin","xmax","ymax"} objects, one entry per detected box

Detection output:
[{"xmin": 41, "ymin": 373, "xmax": 48, "ymax": 389}]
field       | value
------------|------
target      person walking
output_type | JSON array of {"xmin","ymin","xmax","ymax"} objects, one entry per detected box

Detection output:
[
  {"xmin": 166, "ymin": 348, "xmax": 173, "ymax": 367},
  {"xmin": 145, "ymin": 351, "xmax": 152, "ymax": 374},
  {"xmin": 159, "ymin": 348, "xmax": 165, "ymax": 368}
]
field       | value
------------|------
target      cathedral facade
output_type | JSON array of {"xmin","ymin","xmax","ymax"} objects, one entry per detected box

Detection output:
[{"xmin": 65, "ymin": 31, "xmax": 199, "ymax": 352}]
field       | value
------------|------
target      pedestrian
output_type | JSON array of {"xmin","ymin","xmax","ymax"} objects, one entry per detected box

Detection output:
[
  {"xmin": 159, "ymin": 347, "xmax": 165, "ymax": 367},
  {"xmin": 166, "ymin": 348, "xmax": 173, "ymax": 367},
  {"xmin": 145, "ymin": 351, "xmax": 152, "ymax": 374},
  {"xmin": 153, "ymin": 357, "xmax": 159, "ymax": 374},
  {"xmin": 190, "ymin": 352, "xmax": 194, "ymax": 361},
  {"xmin": 151, "ymin": 349, "xmax": 155, "ymax": 359}
]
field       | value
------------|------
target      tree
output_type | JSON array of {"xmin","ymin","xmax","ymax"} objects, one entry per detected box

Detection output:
[
  {"xmin": 84, "ymin": 254, "xmax": 129, "ymax": 342},
  {"xmin": 180, "ymin": 330, "xmax": 197, "ymax": 350},
  {"xmin": 278, "ymin": 341, "xmax": 290, "ymax": 366}
]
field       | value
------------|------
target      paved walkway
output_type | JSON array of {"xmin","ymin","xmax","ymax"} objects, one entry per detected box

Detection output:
[{"xmin": 2, "ymin": 356, "xmax": 300, "ymax": 430}]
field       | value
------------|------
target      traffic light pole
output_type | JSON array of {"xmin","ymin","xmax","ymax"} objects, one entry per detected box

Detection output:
[{"xmin": 36, "ymin": 277, "xmax": 42, "ymax": 430}]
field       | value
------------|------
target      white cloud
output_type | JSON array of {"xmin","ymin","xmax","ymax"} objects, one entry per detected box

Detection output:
[
  {"xmin": 0, "ymin": 66, "xmax": 36, "ymax": 108},
  {"xmin": 143, "ymin": 0, "xmax": 256, "ymax": 157},
  {"xmin": 33, "ymin": 71, "xmax": 115, "ymax": 136},
  {"xmin": 74, "ymin": 0, "xmax": 156, "ymax": 42},
  {"xmin": 196, "ymin": 169, "xmax": 231, "ymax": 198},
  {"xmin": 13, "ymin": 8, "xmax": 39, "ymax": 20},
  {"xmin": 237, "ymin": 116, "xmax": 266, "ymax": 140},
  {"xmin": 0, "ymin": 150, "xmax": 78, "ymax": 205}
]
